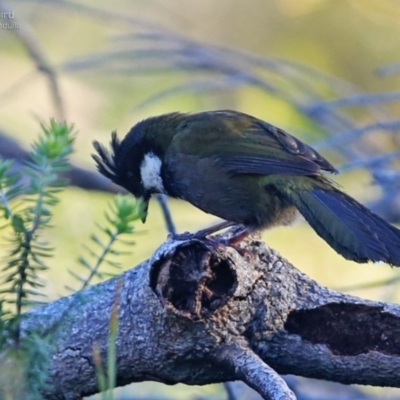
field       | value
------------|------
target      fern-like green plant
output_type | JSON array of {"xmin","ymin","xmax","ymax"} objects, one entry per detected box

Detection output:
[
  {"xmin": 0, "ymin": 120, "xmax": 74, "ymax": 320},
  {"xmin": 0, "ymin": 120, "xmax": 75, "ymax": 399},
  {"xmin": 0, "ymin": 121, "xmax": 143, "ymax": 399},
  {"xmin": 67, "ymin": 194, "xmax": 141, "ymax": 291}
]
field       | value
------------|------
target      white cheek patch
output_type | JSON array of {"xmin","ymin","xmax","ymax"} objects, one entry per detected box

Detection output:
[{"xmin": 140, "ymin": 152, "xmax": 165, "ymax": 193}]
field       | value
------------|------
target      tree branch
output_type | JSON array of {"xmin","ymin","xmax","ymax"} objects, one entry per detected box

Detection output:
[
  {"xmin": 0, "ymin": 131, "xmax": 120, "ymax": 193},
  {"xmin": 217, "ymin": 343, "xmax": 296, "ymax": 400},
  {"xmin": 22, "ymin": 235, "xmax": 400, "ymax": 399}
]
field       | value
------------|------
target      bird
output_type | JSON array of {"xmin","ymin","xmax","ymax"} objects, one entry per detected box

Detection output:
[{"xmin": 92, "ymin": 110, "xmax": 400, "ymax": 266}]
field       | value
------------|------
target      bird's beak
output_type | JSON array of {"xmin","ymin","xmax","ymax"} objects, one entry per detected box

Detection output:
[{"xmin": 137, "ymin": 196, "xmax": 149, "ymax": 223}]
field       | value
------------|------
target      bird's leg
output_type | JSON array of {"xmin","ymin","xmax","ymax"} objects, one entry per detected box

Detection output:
[
  {"xmin": 194, "ymin": 222, "xmax": 253, "ymax": 246},
  {"xmin": 169, "ymin": 220, "xmax": 236, "ymax": 241},
  {"xmin": 170, "ymin": 221, "xmax": 254, "ymax": 258},
  {"xmin": 195, "ymin": 223, "xmax": 254, "ymax": 255},
  {"xmin": 156, "ymin": 194, "xmax": 176, "ymax": 234},
  {"xmin": 220, "ymin": 228, "xmax": 252, "ymax": 245},
  {"xmin": 193, "ymin": 220, "xmax": 236, "ymax": 239},
  {"xmin": 217, "ymin": 227, "xmax": 256, "ymax": 259}
]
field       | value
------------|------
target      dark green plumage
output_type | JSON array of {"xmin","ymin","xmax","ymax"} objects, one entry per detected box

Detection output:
[
  {"xmin": 274, "ymin": 177, "xmax": 400, "ymax": 265},
  {"xmin": 92, "ymin": 110, "xmax": 400, "ymax": 266}
]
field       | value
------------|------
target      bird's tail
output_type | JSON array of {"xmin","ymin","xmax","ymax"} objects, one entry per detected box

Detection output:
[{"xmin": 276, "ymin": 182, "xmax": 400, "ymax": 266}]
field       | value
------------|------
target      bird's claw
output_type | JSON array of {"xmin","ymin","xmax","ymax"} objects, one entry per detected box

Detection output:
[
  {"xmin": 168, "ymin": 230, "xmax": 253, "ymax": 259},
  {"xmin": 168, "ymin": 231, "xmax": 197, "ymax": 241}
]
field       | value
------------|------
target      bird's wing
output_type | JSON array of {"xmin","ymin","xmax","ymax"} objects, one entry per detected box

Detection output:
[
  {"xmin": 219, "ymin": 115, "xmax": 337, "ymax": 175},
  {"xmin": 219, "ymin": 122, "xmax": 337, "ymax": 176},
  {"xmin": 173, "ymin": 111, "xmax": 337, "ymax": 177}
]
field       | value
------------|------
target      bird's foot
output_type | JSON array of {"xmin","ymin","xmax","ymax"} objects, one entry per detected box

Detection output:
[
  {"xmin": 193, "ymin": 220, "xmax": 237, "ymax": 239},
  {"xmin": 168, "ymin": 231, "xmax": 197, "ymax": 242},
  {"xmin": 168, "ymin": 220, "xmax": 236, "ymax": 242},
  {"xmin": 219, "ymin": 228, "xmax": 251, "ymax": 246},
  {"xmin": 217, "ymin": 228, "xmax": 254, "ymax": 258},
  {"xmin": 169, "ymin": 224, "xmax": 253, "ymax": 258}
]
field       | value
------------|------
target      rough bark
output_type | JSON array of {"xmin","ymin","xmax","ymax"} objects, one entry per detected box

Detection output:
[{"xmin": 23, "ymin": 235, "xmax": 400, "ymax": 400}]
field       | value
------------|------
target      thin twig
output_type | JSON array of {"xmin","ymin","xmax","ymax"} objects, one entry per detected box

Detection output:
[
  {"xmin": 0, "ymin": 0, "xmax": 64, "ymax": 120},
  {"xmin": 223, "ymin": 382, "xmax": 240, "ymax": 400}
]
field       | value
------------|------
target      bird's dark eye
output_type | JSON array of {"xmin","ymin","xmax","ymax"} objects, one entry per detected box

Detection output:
[{"xmin": 127, "ymin": 172, "xmax": 134, "ymax": 178}]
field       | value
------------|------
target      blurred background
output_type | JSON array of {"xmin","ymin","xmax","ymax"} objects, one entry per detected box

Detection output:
[{"xmin": 1, "ymin": 0, "xmax": 400, "ymax": 398}]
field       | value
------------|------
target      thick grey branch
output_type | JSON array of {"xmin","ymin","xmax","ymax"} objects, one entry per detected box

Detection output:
[{"xmin": 22, "ymin": 236, "xmax": 400, "ymax": 399}]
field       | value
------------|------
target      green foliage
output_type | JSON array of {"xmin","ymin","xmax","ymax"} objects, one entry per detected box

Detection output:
[
  {"xmin": 0, "ymin": 120, "xmax": 75, "ymax": 399},
  {"xmin": 0, "ymin": 120, "xmax": 75, "ymax": 315},
  {"xmin": 70, "ymin": 194, "xmax": 141, "ymax": 291},
  {"xmin": 0, "ymin": 331, "xmax": 54, "ymax": 399},
  {"xmin": 0, "ymin": 120, "xmax": 140, "ymax": 399}
]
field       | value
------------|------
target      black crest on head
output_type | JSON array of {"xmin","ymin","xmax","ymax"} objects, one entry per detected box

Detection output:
[
  {"xmin": 92, "ymin": 122, "xmax": 148, "ymax": 195},
  {"xmin": 92, "ymin": 131, "xmax": 122, "ymax": 185}
]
